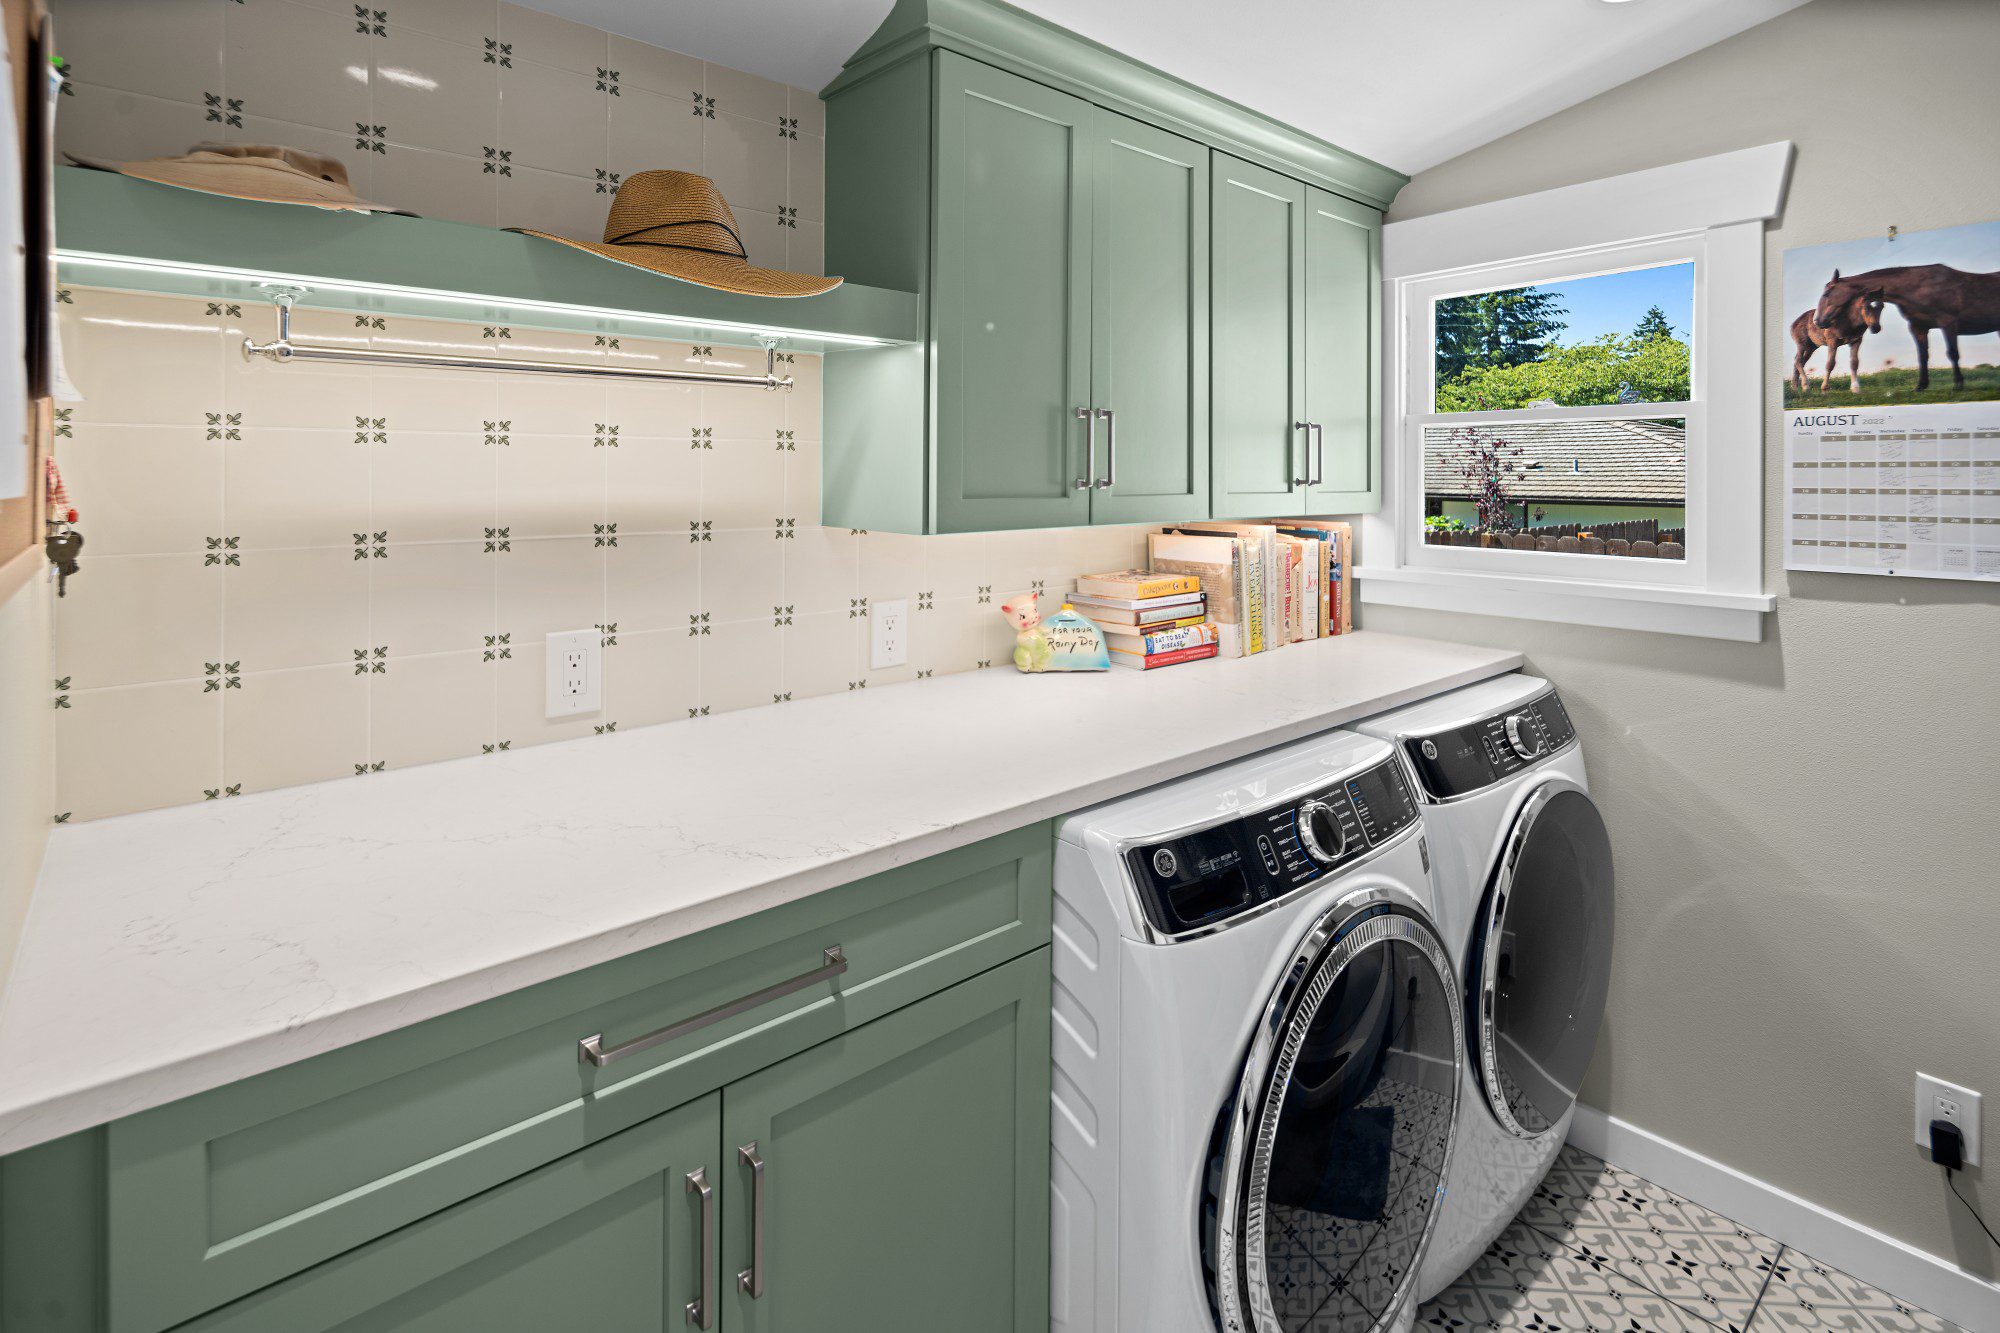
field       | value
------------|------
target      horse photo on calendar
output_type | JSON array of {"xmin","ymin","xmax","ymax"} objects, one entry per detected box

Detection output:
[{"xmin": 1781, "ymin": 219, "xmax": 2000, "ymax": 409}]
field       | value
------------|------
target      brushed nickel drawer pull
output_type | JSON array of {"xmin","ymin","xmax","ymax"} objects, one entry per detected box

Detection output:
[
  {"xmin": 685, "ymin": 1167, "xmax": 715, "ymax": 1328},
  {"xmin": 737, "ymin": 1142, "xmax": 767, "ymax": 1299},
  {"xmin": 578, "ymin": 946, "xmax": 849, "ymax": 1068}
]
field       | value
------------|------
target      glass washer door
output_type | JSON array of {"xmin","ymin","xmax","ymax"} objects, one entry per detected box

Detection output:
[
  {"xmin": 1475, "ymin": 782, "xmax": 1615, "ymax": 1138},
  {"xmin": 1217, "ymin": 907, "xmax": 1463, "ymax": 1333}
]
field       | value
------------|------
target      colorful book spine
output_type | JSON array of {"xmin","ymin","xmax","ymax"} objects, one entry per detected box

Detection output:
[
  {"xmin": 1244, "ymin": 546, "xmax": 1266, "ymax": 655},
  {"xmin": 1073, "ymin": 571, "xmax": 1203, "ymax": 599},
  {"xmin": 1102, "ymin": 622, "xmax": 1220, "ymax": 654},
  {"xmin": 1109, "ymin": 642, "xmax": 1220, "ymax": 670}
]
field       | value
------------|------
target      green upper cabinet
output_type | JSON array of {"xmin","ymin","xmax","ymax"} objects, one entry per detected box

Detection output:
[
  {"xmin": 821, "ymin": 0, "xmax": 1400, "ymax": 535},
  {"xmin": 1210, "ymin": 155, "xmax": 1309, "ymax": 518},
  {"xmin": 1209, "ymin": 157, "xmax": 1386, "ymax": 520},
  {"xmin": 932, "ymin": 53, "xmax": 1096, "ymax": 532},
  {"xmin": 1087, "ymin": 109, "xmax": 1211, "ymax": 526},
  {"xmin": 827, "ymin": 50, "xmax": 1213, "ymax": 533},
  {"xmin": 1303, "ymin": 187, "xmax": 1384, "ymax": 513}
]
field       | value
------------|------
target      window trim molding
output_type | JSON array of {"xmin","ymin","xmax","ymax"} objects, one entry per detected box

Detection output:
[{"xmin": 1361, "ymin": 142, "xmax": 1793, "ymax": 642}]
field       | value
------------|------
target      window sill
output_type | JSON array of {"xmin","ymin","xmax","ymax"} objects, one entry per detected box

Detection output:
[{"xmin": 1355, "ymin": 565, "xmax": 1773, "ymax": 642}]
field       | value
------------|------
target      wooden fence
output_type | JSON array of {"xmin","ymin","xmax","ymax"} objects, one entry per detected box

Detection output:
[{"xmin": 1425, "ymin": 517, "xmax": 1686, "ymax": 561}]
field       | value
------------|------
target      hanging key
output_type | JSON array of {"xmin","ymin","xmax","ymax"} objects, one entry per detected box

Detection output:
[{"xmin": 45, "ymin": 528, "xmax": 83, "ymax": 597}]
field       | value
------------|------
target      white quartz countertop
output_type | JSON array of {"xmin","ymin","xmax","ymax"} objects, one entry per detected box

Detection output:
[{"xmin": 0, "ymin": 631, "xmax": 1519, "ymax": 1155}]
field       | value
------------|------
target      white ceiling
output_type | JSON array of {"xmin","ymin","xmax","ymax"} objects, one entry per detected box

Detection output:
[{"xmin": 516, "ymin": 0, "xmax": 1813, "ymax": 174}]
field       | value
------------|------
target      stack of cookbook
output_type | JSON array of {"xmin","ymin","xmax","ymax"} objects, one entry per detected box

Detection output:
[{"xmin": 1067, "ymin": 570, "xmax": 1219, "ymax": 670}]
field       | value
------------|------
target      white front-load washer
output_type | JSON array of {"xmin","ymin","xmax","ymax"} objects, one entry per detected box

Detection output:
[
  {"xmin": 1051, "ymin": 729, "xmax": 1464, "ymax": 1333},
  {"xmin": 1354, "ymin": 675, "xmax": 1615, "ymax": 1301}
]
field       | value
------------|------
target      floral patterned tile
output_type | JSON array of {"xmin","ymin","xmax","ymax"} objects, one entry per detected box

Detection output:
[
  {"xmin": 1418, "ymin": 1217, "xmax": 1724, "ymax": 1332},
  {"xmin": 1521, "ymin": 1146, "xmax": 1779, "ymax": 1332},
  {"xmin": 1747, "ymin": 1251, "xmax": 1964, "ymax": 1333}
]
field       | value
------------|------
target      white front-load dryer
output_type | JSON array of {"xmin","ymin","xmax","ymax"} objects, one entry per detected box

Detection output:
[
  {"xmin": 1354, "ymin": 675, "xmax": 1615, "ymax": 1301},
  {"xmin": 1051, "ymin": 729, "xmax": 1464, "ymax": 1333}
]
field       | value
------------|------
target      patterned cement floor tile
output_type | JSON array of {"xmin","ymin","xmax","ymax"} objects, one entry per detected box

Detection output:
[
  {"xmin": 1747, "ymin": 1250, "xmax": 1965, "ymax": 1332},
  {"xmin": 1417, "ymin": 1217, "xmax": 1726, "ymax": 1332},
  {"xmin": 1522, "ymin": 1146, "xmax": 1780, "ymax": 1331}
]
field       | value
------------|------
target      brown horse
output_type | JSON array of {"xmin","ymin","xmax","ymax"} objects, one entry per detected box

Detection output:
[
  {"xmin": 1816, "ymin": 264, "xmax": 2000, "ymax": 391},
  {"xmin": 1791, "ymin": 283, "xmax": 1880, "ymax": 392}
]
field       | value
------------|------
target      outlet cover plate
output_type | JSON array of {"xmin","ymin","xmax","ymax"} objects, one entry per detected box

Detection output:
[
  {"xmin": 546, "ymin": 629, "xmax": 602, "ymax": 718},
  {"xmin": 1915, "ymin": 1072, "xmax": 1981, "ymax": 1167},
  {"xmin": 871, "ymin": 598, "xmax": 909, "ymax": 670}
]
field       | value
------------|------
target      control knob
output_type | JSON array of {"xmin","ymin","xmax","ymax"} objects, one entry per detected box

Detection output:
[
  {"xmin": 1296, "ymin": 800, "xmax": 1347, "ymax": 864},
  {"xmin": 1503, "ymin": 711, "xmax": 1545, "ymax": 760}
]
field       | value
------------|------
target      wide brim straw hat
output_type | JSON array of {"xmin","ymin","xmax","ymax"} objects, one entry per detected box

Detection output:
[
  {"xmin": 65, "ymin": 142, "xmax": 406, "ymax": 213},
  {"xmin": 510, "ymin": 169, "xmax": 840, "ymax": 298}
]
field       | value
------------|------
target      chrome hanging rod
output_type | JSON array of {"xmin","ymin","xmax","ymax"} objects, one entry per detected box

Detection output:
[{"xmin": 241, "ymin": 287, "xmax": 792, "ymax": 390}]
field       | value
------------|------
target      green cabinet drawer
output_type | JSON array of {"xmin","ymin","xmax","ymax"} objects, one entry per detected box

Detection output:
[
  {"xmin": 102, "ymin": 821, "xmax": 1053, "ymax": 1333},
  {"xmin": 172, "ymin": 1092, "xmax": 721, "ymax": 1333}
]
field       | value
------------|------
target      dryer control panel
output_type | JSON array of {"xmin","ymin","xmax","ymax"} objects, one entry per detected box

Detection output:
[
  {"xmin": 1124, "ymin": 756, "xmax": 1420, "ymax": 938},
  {"xmin": 1402, "ymin": 688, "xmax": 1576, "ymax": 800}
]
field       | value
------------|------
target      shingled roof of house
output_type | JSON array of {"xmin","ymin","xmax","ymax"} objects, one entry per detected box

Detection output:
[{"xmin": 1424, "ymin": 418, "xmax": 1685, "ymax": 504}]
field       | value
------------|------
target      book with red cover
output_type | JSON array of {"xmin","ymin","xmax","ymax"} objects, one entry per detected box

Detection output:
[{"xmin": 1108, "ymin": 642, "xmax": 1220, "ymax": 670}]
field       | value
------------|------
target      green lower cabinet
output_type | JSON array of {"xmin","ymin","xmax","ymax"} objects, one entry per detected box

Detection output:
[
  {"xmin": 721, "ymin": 948, "xmax": 1051, "ymax": 1333},
  {"xmin": 135, "ymin": 949, "xmax": 1052, "ymax": 1333},
  {"xmin": 175, "ymin": 1092, "xmax": 721, "ymax": 1333}
]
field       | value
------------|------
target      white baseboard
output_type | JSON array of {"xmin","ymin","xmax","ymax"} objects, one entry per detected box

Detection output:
[{"xmin": 1569, "ymin": 1104, "xmax": 2000, "ymax": 1332}]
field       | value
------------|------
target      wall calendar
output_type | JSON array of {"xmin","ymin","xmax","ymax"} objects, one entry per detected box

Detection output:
[{"xmin": 1781, "ymin": 220, "xmax": 2000, "ymax": 581}]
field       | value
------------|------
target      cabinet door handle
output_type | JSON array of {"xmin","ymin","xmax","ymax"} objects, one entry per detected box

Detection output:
[
  {"xmin": 1073, "ymin": 406, "xmax": 1097, "ymax": 490},
  {"xmin": 1094, "ymin": 408, "xmax": 1115, "ymax": 489},
  {"xmin": 1312, "ymin": 422, "xmax": 1325, "ymax": 487},
  {"xmin": 578, "ymin": 946, "xmax": 848, "ymax": 1068},
  {"xmin": 1293, "ymin": 421, "xmax": 1312, "ymax": 487},
  {"xmin": 685, "ymin": 1167, "xmax": 715, "ymax": 1329},
  {"xmin": 737, "ymin": 1142, "xmax": 767, "ymax": 1299}
]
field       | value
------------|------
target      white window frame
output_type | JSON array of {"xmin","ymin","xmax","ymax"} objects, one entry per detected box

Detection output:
[{"xmin": 1360, "ymin": 142, "xmax": 1793, "ymax": 642}]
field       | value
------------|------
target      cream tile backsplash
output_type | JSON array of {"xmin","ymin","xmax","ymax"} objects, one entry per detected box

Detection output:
[
  {"xmin": 52, "ymin": 0, "xmax": 824, "ymax": 274},
  {"xmin": 51, "ymin": 288, "xmax": 1153, "ymax": 822}
]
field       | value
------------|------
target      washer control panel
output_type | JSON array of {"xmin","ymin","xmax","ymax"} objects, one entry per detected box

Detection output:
[
  {"xmin": 1403, "ymin": 689, "xmax": 1576, "ymax": 800},
  {"xmin": 1124, "ymin": 756, "xmax": 1420, "ymax": 937}
]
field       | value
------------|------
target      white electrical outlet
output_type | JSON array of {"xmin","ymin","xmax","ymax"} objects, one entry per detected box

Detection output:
[
  {"xmin": 871, "ymin": 598, "xmax": 909, "ymax": 670},
  {"xmin": 1915, "ymin": 1073, "xmax": 1981, "ymax": 1167},
  {"xmin": 545, "ymin": 629, "xmax": 602, "ymax": 718}
]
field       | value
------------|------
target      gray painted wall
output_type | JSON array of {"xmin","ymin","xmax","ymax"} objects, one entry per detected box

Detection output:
[{"xmin": 1374, "ymin": 0, "xmax": 2000, "ymax": 1277}]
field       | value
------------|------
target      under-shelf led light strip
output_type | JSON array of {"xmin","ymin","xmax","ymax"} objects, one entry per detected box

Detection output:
[{"xmin": 52, "ymin": 249, "xmax": 899, "ymax": 348}]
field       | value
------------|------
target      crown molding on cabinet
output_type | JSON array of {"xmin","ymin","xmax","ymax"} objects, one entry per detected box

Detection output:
[{"xmin": 823, "ymin": 0, "xmax": 1408, "ymax": 212}]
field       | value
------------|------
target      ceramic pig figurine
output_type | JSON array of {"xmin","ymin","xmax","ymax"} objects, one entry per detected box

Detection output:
[{"xmin": 998, "ymin": 590, "xmax": 1110, "ymax": 673}]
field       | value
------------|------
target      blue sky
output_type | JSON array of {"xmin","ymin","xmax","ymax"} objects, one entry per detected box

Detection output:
[{"xmin": 1533, "ymin": 262, "xmax": 1694, "ymax": 345}]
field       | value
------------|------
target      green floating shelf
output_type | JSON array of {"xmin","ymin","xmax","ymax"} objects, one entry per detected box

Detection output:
[{"xmin": 53, "ymin": 167, "xmax": 918, "ymax": 352}]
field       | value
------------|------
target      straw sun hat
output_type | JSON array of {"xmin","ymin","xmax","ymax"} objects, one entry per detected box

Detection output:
[
  {"xmin": 511, "ymin": 169, "xmax": 841, "ymax": 298},
  {"xmin": 66, "ymin": 142, "xmax": 405, "ymax": 213}
]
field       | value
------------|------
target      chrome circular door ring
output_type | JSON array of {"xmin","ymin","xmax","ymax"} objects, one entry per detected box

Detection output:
[
  {"xmin": 1476, "ymin": 780, "xmax": 1615, "ymax": 1139},
  {"xmin": 1213, "ymin": 894, "xmax": 1464, "ymax": 1333}
]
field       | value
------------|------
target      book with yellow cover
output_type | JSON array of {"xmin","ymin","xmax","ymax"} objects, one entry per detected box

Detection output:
[{"xmin": 1073, "ymin": 569, "xmax": 1202, "ymax": 600}]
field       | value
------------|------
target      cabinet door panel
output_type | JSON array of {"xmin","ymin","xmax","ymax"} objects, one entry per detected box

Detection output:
[
  {"xmin": 934, "ymin": 52, "xmax": 1093, "ymax": 532},
  {"xmin": 1304, "ymin": 187, "xmax": 1383, "ymax": 512},
  {"xmin": 1211, "ymin": 154, "xmax": 1308, "ymax": 518},
  {"xmin": 177, "ymin": 1094, "xmax": 720, "ymax": 1333},
  {"xmin": 1088, "ymin": 109, "xmax": 1209, "ymax": 525},
  {"xmin": 722, "ymin": 948, "xmax": 1051, "ymax": 1333}
]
